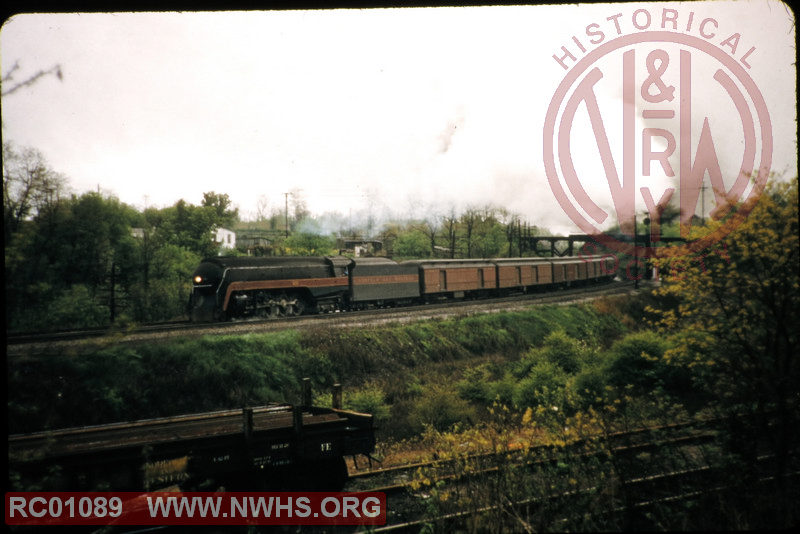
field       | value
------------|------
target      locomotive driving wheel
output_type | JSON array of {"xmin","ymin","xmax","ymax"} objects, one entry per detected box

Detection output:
[
  {"xmin": 255, "ymin": 291, "xmax": 279, "ymax": 319},
  {"xmin": 281, "ymin": 293, "xmax": 307, "ymax": 317},
  {"xmin": 257, "ymin": 303, "xmax": 280, "ymax": 319}
]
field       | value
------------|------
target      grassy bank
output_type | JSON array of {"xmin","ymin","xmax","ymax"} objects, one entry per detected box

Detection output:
[{"xmin": 9, "ymin": 296, "xmax": 654, "ymax": 438}]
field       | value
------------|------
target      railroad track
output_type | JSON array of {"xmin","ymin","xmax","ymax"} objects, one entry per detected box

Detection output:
[
  {"xmin": 371, "ymin": 460, "xmax": 800, "ymax": 533},
  {"xmin": 347, "ymin": 417, "xmax": 795, "ymax": 532},
  {"xmin": 346, "ymin": 412, "xmax": 783, "ymax": 495},
  {"xmin": 6, "ymin": 320, "xmax": 193, "ymax": 346},
  {"xmin": 345, "ymin": 417, "xmax": 716, "ymax": 495},
  {"xmin": 87, "ymin": 461, "xmax": 799, "ymax": 534},
  {"xmin": 7, "ymin": 279, "xmax": 643, "ymax": 356},
  {"xmin": 19, "ymin": 414, "xmax": 789, "ymax": 533}
]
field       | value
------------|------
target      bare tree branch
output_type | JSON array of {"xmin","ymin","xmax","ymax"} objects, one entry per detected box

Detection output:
[{"xmin": 2, "ymin": 62, "xmax": 63, "ymax": 97}]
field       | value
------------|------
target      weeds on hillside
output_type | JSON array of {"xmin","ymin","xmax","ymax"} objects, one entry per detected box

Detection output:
[{"xmin": 409, "ymin": 388, "xmax": 709, "ymax": 532}]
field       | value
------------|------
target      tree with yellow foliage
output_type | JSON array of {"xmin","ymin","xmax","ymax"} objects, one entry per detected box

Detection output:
[{"xmin": 650, "ymin": 177, "xmax": 799, "ymax": 526}]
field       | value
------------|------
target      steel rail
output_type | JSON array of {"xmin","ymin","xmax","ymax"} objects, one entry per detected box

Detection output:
[{"xmin": 7, "ymin": 279, "xmax": 641, "ymax": 355}]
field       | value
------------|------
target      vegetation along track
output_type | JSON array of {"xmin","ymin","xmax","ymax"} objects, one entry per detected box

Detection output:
[
  {"xmin": 345, "ymin": 417, "xmax": 717, "ymax": 495},
  {"xmin": 7, "ymin": 279, "xmax": 640, "ymax": 358},
  {"xmin": 345, "ymin": 416, "xmax": 795, "ymax": 532},
  {"xmin": 371, "ymin": 459, "xmax": 798, "ymax": 533}
]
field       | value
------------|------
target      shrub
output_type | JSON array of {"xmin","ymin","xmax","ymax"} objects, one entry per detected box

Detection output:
[
  {"xmin": 605, "ymin": 331, "xmax": 677, "ymax": 393},
  {"xmin": 515, "ymin": 329, "xmax": 588, "ymax": 378},
  {"xmin": 345, "ymin": 383, "xmax": 390, "ymax": 423},
  {"xmin": 489, "ymin": 373, "xmax": 516, "ymax": 407},
  {"xmin": 408, "ymin": 384, "xmax": 475, "ymax": 433},
  {"xmin": 513, "ymin": 361, "xmax": 568, "ymax": 409},
  {"xmin": 540, "ymin": 330, "xmax": 583, "ymax": 373},
  {"xmin": 36, "ymin": 284, "xmax": 109, "ymax": 330},
  {"xmin": 456, "ymin": 366, "xmax": 492, "ymax": 403},
  {"xmin": 571, "ymin": 367, "xmax": 608, "ymax": 408}
]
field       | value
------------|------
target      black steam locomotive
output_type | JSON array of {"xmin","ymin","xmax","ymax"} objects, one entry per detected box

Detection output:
[{"xmin": 189, "ymin": 255, "xmax": 615, "ymax": 322}]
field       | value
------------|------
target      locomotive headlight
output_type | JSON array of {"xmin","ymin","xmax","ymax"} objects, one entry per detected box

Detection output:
[{"xmin": 194, "ymin": 276, "xmax": 203, "ymax": 284}]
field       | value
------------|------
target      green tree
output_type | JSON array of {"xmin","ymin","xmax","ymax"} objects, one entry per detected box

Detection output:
[
  {"xmin": 3, "ymin": 142, "xmax": 67, "ymax": 242},
  {"xmin": 472, "ymin": 223, "xmax": 505, "ymax": 258},
  {"xmin": 440, "ymin": 207, "xmax": 459, "ymax": 258},
  {"xmin": 128, "ymin": 244, "xmax": 199, "ymax": 322},
  {"xmin": 393, "ymin": 228, "xmax": 431, "ymax": 259},
  {"xmin": 201, "ymin": 191, "xmax": 238, "ymax": 228},
  {"xmin": 155, "ymin": 192, "xmax": 237, "ymax": 258},
  {"xmin": 653, "ymin": 179, "xmax": 798, "ymax": 411},
  {"xmin": 48, "ymin": 285, "xmax": 109, "ymax": 328},
  {"xmin": 283, "ymin": 232, "xmax": 336, "ymax": 256},
  {"xmin": 59, "ymin": 192, "xmax": 140, "ymax": 290},
  {"xmin": 289, "ymin": 188, "xmax": 310, "ymax": 230},
  {"xmin": 460, "ymin": 205, "xmax": 481, "ymax": 258},
  {"xmin": 416, "ymin": 217, "xmax": 440, "ymax": 257},
  {"xmin": 463, "ymin": 205, "xmax": 506, "ymax": 258},
  {"xmin": 156, "ymin": 199, "xmax": 216, "ymax": 257},
  {"xmin": 6, "ymin": 190, "xmax": 141, "ymax": 330}
]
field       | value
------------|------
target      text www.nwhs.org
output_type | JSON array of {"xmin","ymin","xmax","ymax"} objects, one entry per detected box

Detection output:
[{"xmin": 147, "ymin": 494, "xmax": 382, "ymax": 519}]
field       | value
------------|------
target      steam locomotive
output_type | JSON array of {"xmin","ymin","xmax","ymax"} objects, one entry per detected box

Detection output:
[{"xmin": 189, "ymin": 255, "xmax": 616, "ymax": 322}]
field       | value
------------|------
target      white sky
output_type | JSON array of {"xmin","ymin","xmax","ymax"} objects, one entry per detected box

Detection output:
[{"xmin": 1, "ymin": 2, "xmax": 796, "ymax": 235}]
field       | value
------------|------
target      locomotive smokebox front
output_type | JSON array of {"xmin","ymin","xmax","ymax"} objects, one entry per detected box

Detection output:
[{"xmin": 190, "ymin": 259, "xmax": 225, "ymax": 321}]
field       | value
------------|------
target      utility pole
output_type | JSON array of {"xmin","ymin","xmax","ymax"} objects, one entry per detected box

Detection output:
[
  {"xmin": 284, "ymin": 192, "xmax": 289, "ymax": 238},
  {"xmin": 633, "ymin": 212, "xmax": 639, "ymax": 289},
  {"xmin": 110, "ymin": 261, "xmax": 116, "ymax": 324},
  {"xmin": 701, "ymin": 183, "xmax": 707, "ymax": 225}
]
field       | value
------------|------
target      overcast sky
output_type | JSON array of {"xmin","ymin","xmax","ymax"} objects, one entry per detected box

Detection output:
[{"xmin": 1, "ymin": 2, "xmax": 796, "ymax": 234}]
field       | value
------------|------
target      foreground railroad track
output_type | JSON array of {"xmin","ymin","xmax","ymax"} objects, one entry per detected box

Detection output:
[
  {"xmin": 344, "ymin": 416, "xmax": 795, "ymax": 532},
  {"xmin": 14, "ymin": 414, "xmax": 791, "ymax": 533},
  {"xmin": 344, "ymin": 417, "xmax": 718, "ymax": 495},
  {"xmin": 7, "ymin": 279, "xmax": 642, "ymax": 357},
  {"xmin": 370, "ymin": 461, "xmax": 800, "ymax": 533}
]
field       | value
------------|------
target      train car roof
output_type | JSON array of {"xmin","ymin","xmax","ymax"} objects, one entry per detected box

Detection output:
[
  {"xmin": 350, "ymin": 257, "xmax": 400, "ymax": 266},
  {"xmin": 401, "ymin": 259, "xmax": 496, "ymax": 267},
  {"xmin": 492, "ymin": 257, "xmax": 553, "ymax": 265},
  {"xmin": 549, "ymin": 257, "xmax": 589, "ymax": 263},
  {"xmin": 199, "ymin": 256, "xmax": 348, "ymax": 268}
]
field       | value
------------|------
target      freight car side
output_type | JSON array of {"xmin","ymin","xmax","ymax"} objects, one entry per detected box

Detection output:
[
  {"xmin": 403, "ymin": 259, "xmax": 497, "ymax": 301},
  {"xmin": 550, "ymin": 257, "xmax": 580, "ymax": 286},
  {"xmin": 348, "ymin": 257, "xmax": 420, "ymax": 309},
  {"xmin": 9, "ymin": 403, "xmax": 375, "ymax": 492},
  {"xmin": 492, "ymin": 258, "xmax": 555, "ymax": 292},
  {"xmin": 584, "ymin": 255, "xmax": 617, "ymax": 282}
]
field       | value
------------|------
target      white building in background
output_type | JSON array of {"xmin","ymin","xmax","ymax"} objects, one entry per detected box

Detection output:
[{"xmin": 215, "ymin": 227, "xmax": 236, "ymax": 250}]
